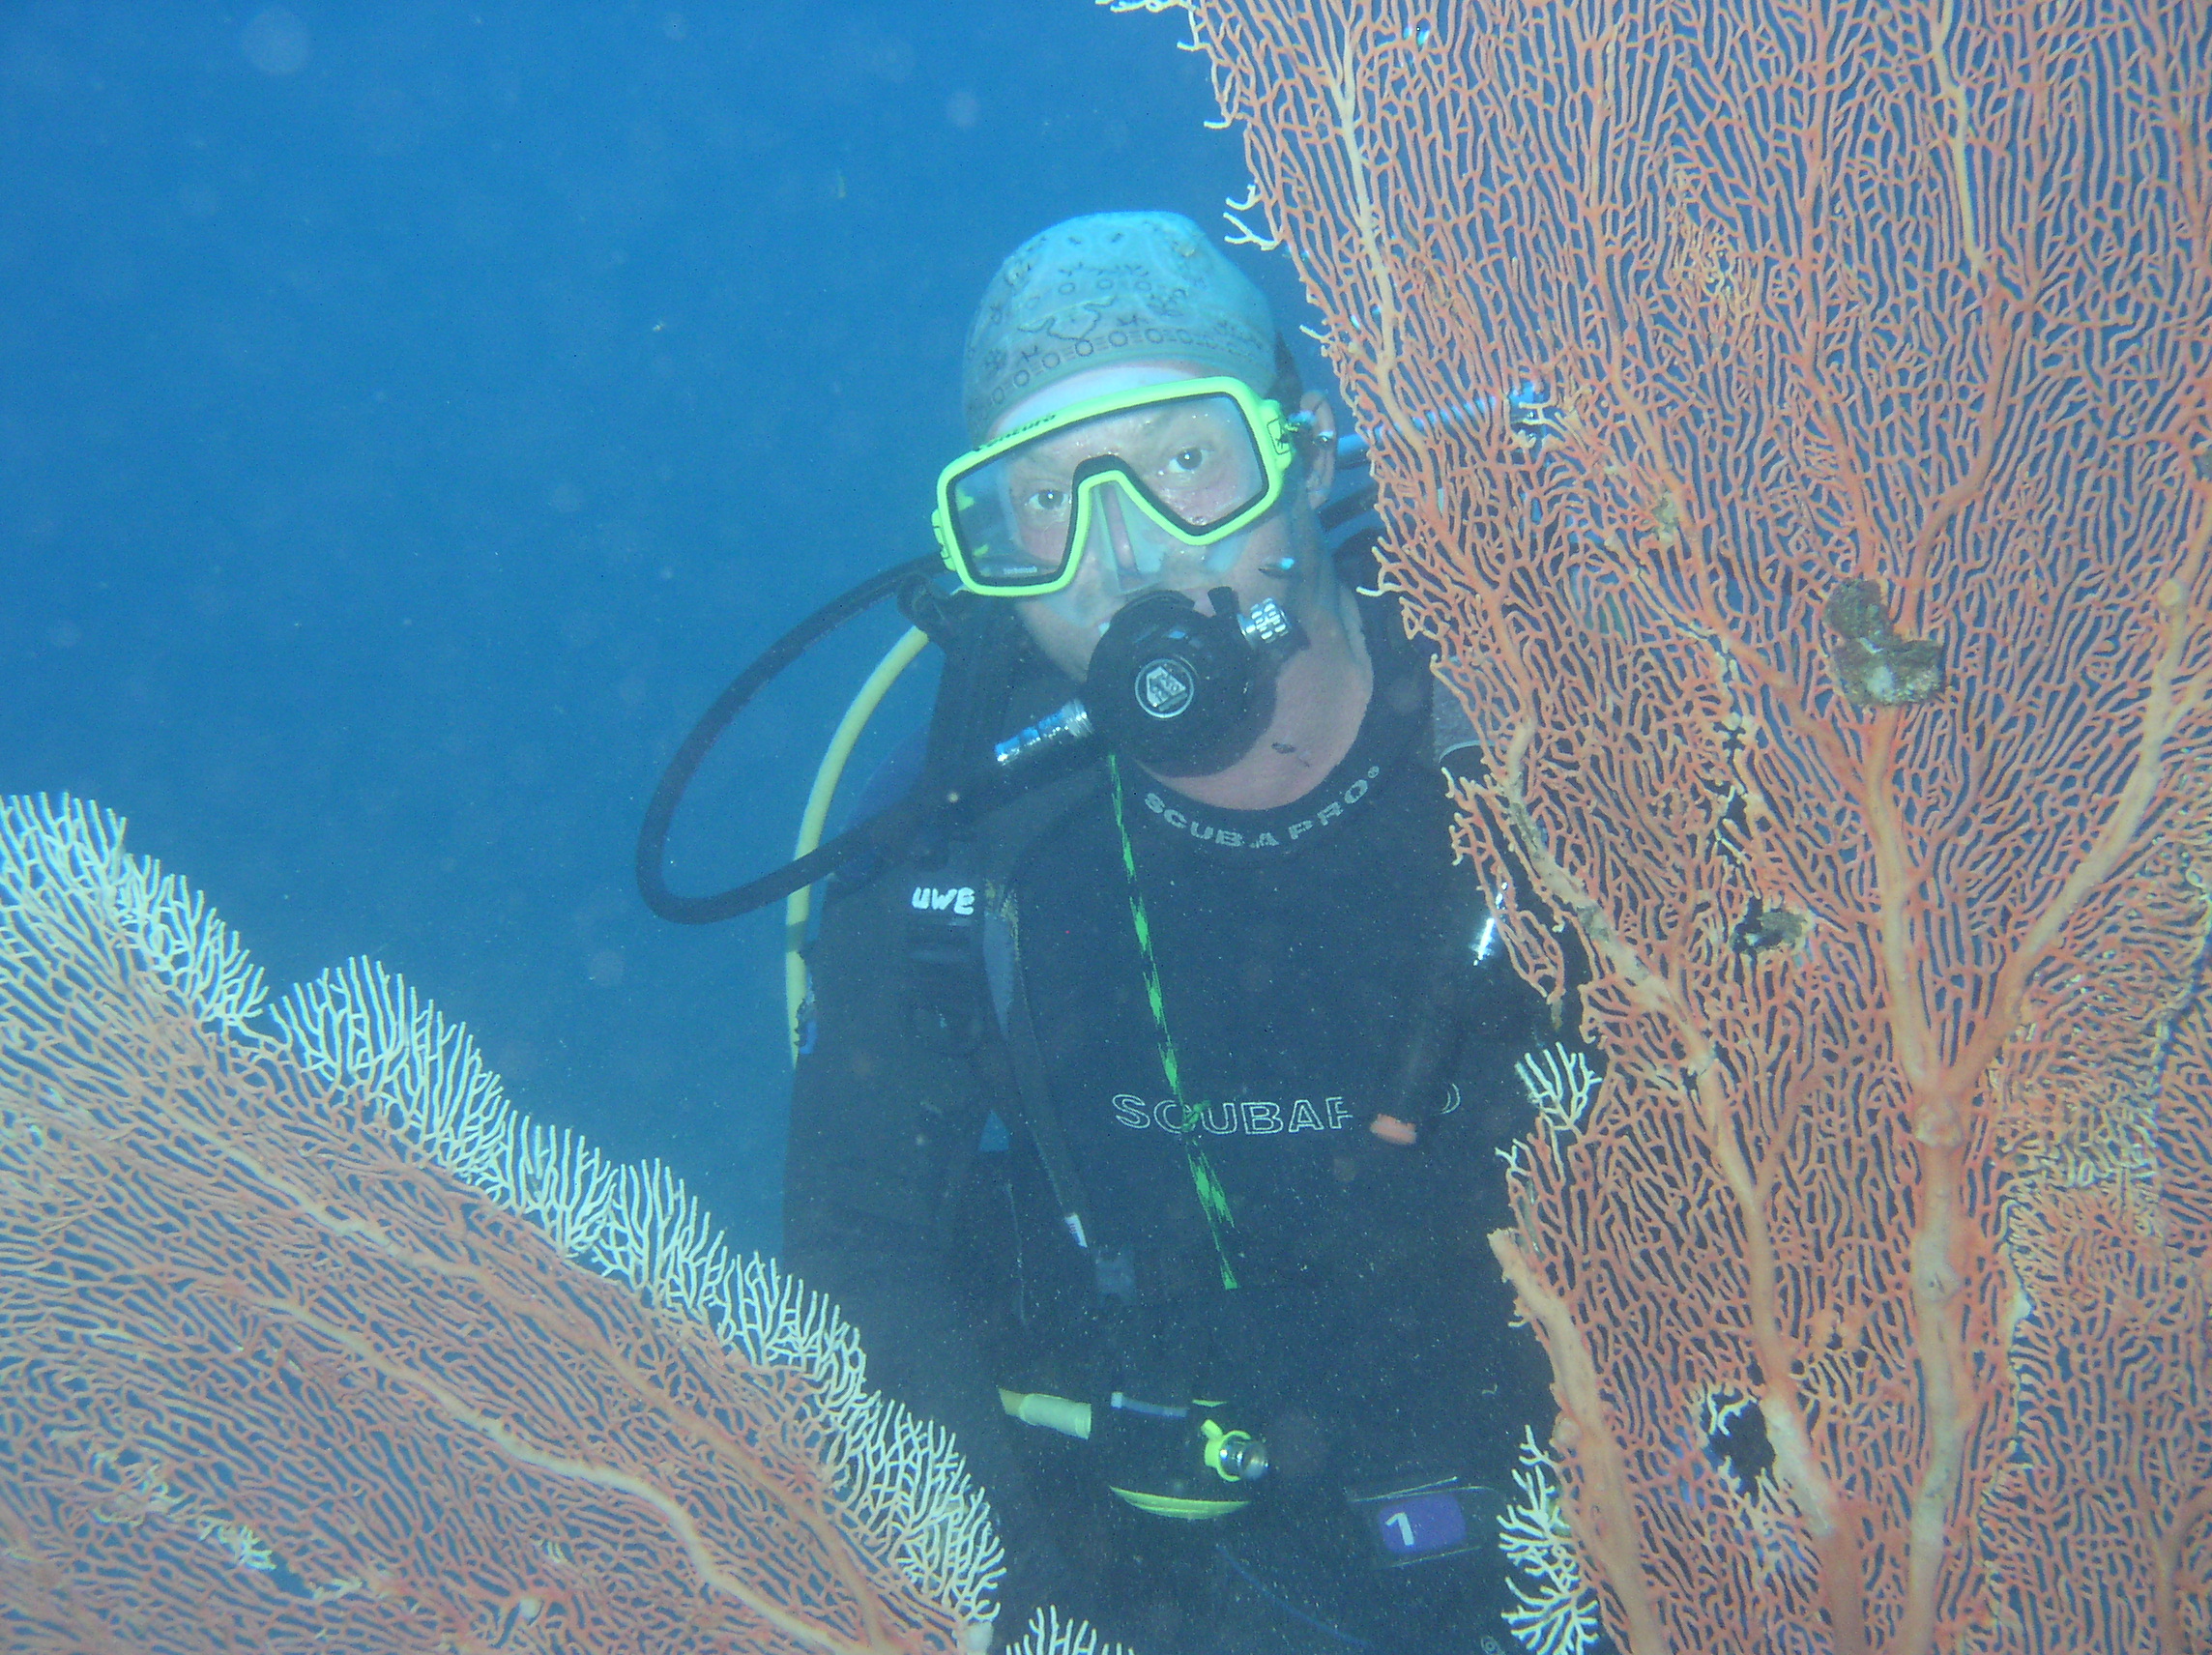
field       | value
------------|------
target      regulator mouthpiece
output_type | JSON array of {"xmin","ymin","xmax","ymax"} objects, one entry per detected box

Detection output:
[
  {"xmin": 1082, "ymin": 587, "xmax": 1303, "ymax": 776},
  {"xmin": 994, "ymin": 588, "xmax": 1303, "ymax": 778}
]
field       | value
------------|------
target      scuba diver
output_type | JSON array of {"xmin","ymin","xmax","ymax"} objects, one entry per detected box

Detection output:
[{"xmin": 676, "ymin": 212, "xmax": 1565, "ymax": 1652}]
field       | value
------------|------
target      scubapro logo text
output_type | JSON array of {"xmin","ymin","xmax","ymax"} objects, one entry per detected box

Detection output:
[{"xmin": 1111, "ymin": 1095, "xmax": 1353, "ymax": 1135}]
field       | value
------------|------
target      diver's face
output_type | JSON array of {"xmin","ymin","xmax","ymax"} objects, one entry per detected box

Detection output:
[{"xmin": 992, "ymin": 362, "xmax": 1335, "ymax": 682}]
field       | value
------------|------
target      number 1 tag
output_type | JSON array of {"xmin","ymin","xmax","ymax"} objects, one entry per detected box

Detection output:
[
  {"xmin": 1344, "ymin": 1473, "xmax": 1504, "ymax": 1568},
  {"xmin": 1378, "ymin": 1491, "xmax": 1468, "ymax": 1556}
]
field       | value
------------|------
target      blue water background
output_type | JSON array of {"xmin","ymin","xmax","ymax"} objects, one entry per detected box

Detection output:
[{"xmin": 0, "ymin": 5, "xmax": 1318, "ymax": 1255}]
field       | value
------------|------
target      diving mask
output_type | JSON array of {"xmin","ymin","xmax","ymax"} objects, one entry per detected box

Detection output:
[{"xmin": 933, "ymin": 377, "xmax": 1300, "ymax": 598}]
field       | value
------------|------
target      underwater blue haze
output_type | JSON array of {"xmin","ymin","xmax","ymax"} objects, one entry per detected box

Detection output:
[{"xmin": 0, "ymin": 4, "xmax": 1315, "ymax": 1254}]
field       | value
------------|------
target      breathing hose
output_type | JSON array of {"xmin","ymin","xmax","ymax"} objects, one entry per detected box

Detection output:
[{"xmin": 634, "ymin": 557, "xmax": 939, "ymax": 928}]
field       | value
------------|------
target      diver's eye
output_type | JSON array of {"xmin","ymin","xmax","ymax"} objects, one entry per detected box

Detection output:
[
  {"xmin": 1166, "ymin": 446, "xmax": 1209, "ymax": 476},
  {"xmin": 1020, "ymin": 487, "xmax": 1067, "ymax": 515}
]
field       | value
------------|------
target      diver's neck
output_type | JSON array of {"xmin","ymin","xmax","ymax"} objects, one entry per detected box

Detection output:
[{"xmin": 1148, "ymin": 580, "xmax": 1373, "ymax": 812}]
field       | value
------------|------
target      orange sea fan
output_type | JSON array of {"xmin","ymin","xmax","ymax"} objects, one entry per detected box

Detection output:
[
  {"xmin": 1110, "ymin": 0, "xmax": 2212, "ymax": 1649},
  {"xmin": 0, "ymin": 795, "xmax": 1006, "ymax": 1654}
]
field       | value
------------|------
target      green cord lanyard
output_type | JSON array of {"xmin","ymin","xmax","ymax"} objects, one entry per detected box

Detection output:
[{"xmin": 1107, "ymin": 755, "xmax": 1239, "ymax": 1291}]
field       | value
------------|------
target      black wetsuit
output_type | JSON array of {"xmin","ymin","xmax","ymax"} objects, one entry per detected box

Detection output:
[{"xmin": 784, "ymin": 595, "xmax": 1559, "ymax": 1653}]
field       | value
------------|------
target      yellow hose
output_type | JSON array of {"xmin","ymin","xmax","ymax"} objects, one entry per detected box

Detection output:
[{"xmin": 786, "ymin": 625, "xmax": 932, "ymax": 1065}]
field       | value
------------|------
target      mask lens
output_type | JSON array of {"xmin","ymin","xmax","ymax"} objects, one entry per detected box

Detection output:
[{"xmin": 944, "ymin": 390, "xmax": 1273, "ymax": 593}]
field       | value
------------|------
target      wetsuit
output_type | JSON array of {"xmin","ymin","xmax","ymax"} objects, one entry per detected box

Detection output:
[{"xmin": 784, "ymin": 594, "xmax": 1559, "ymax": 1653}]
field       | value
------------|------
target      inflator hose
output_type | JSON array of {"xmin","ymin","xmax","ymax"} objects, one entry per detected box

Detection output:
[
  {"xmin": 635, "ymin": 557, "xmax": 939, "ymax": 925},
  {"xmin": 786, "ymin": 625, "xmax": 933, "ymax": 1062}
]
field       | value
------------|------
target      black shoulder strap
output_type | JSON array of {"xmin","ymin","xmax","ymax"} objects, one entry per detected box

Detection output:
[
  {"xmin": 906, "ymin": 582, "xmax": 1024, "ymax": 806},
  {"xmin": 982, "ymin": 889, "xmax": 1097, "ymax": 1253},
  {"xmin": 894, "ymin": 592, "xmax": 1106, "ymax": 1251},
  {"xmin": 969, "ymin": 769, "xmax": 1104, "ymax": 1251}
]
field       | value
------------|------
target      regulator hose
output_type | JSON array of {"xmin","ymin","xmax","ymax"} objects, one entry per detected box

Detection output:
[{"xmin": 635, "ymin": 557, "xmax": 939, "ymax": 925}]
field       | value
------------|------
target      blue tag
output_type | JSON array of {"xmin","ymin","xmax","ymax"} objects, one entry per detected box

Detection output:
[{"xmin": 1371, "ymin": 1491, "xmax": 1468, "ymax": 1557}]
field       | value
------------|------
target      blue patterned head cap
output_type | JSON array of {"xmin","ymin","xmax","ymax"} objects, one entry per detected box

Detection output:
[{"xmin": 961, "ymin": 211, "xmax": 1278, "ymax": 443}]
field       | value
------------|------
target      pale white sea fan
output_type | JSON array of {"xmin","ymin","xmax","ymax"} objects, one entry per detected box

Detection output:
[
  {"xmin": 1498, "ymin": 1426, "xmax": 1604, "ymax": 1655},
  {"xmin": 0, "ymin": 795, "xmax": 266, "ymax": 1032},
  {"xmin": 274, "ymin": 955, "xmax": 1009, "ymax": 1627}
]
